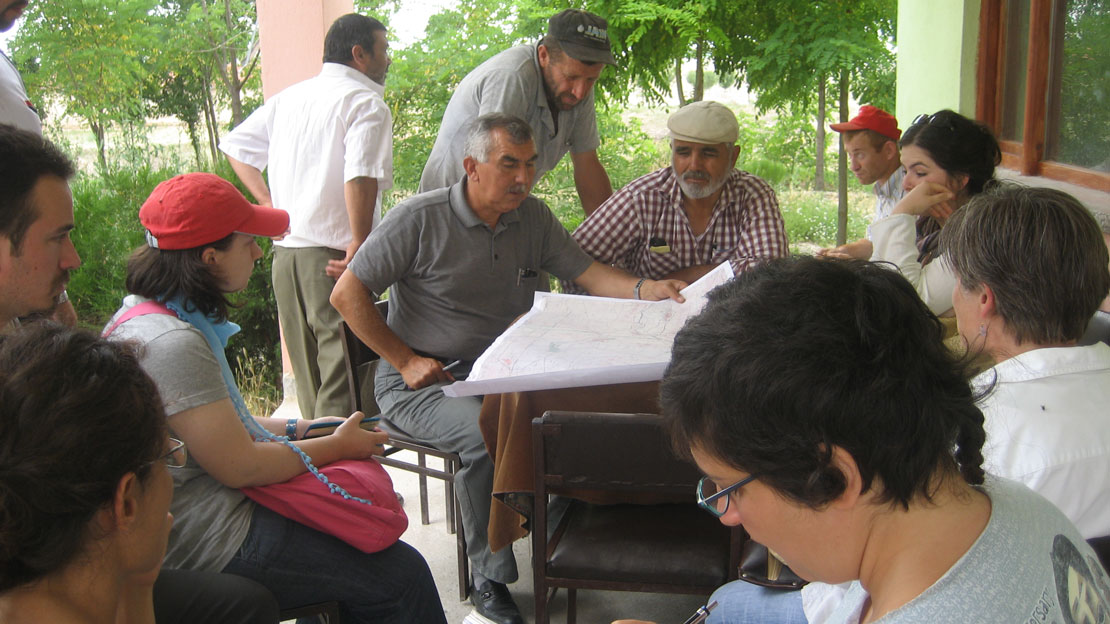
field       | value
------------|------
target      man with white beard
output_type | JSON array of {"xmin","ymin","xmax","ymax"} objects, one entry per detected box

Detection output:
[{"xmin": 567, "ymin": 100, "xmax": 788, "ymax": 289}]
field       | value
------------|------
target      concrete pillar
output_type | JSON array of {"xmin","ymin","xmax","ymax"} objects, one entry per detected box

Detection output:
[{"xmin": 256, "ymin": 0, "xmax": 354, "ymax": 100}]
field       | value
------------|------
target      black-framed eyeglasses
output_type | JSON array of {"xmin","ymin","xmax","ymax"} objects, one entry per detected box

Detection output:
[
  {"xmin": 696, "ymin": 474, "xmax": 758, "ymax": 517},
  {"xmin": 160, "ymin": 438, "xmax": 188, "ymax": 469}
]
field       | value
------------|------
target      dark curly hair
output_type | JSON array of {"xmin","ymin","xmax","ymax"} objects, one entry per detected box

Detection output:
[
  {"xmin": 0, "ymin": 324, "xmax": 167, "ymax": 591},
  {"xmin": 663, "ymin": 257, "xmax": 986, "ymax": 511},
  {"xmin": 900, "ymin": 110, "xmax": 1000, "ymax": 197}
]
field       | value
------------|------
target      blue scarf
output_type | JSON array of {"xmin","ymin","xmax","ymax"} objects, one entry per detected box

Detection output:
[{"xmin": 163, "ymin": 295, "xmax": 373, "ymax": 505}]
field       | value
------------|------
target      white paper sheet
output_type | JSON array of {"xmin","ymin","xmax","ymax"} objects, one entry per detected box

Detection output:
[{"xmin": 442, "ymin": 262, "xmax": 734, "ymax": 397}]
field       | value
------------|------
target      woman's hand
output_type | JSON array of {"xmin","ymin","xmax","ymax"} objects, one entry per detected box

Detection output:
[
  {"xmin": 332, "ymin": 411, "xmax": 388, "ymax": 459},
  {"xmin": 893, "ymin": 182, "xmax": 955, "ymax": 220}
]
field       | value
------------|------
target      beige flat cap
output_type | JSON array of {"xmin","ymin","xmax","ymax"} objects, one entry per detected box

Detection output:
[{"xmin": 667, "ymin": 101, "xmax": 739, "ymax": 145}]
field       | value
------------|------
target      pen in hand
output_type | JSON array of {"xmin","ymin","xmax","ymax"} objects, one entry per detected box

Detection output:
[{"xmin": 681, "ymin": 600, "xmax": 717, "ymax": 624}]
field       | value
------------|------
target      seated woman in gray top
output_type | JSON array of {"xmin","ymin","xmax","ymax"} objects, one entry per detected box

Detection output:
[
  {"xmin": 617, "ymin": 256, "xmax": 1109, "ymax": 624},
  {"xmin": 0, "ymin": 324, "xmax": 175, "ymax": 623},
  {"xmin": 105, "ymin": 172, "xmax": 446, "ymax": 623},
  {"xmin": 869, "ymin": 110, "xmax": 1000, "ymax": 316}
]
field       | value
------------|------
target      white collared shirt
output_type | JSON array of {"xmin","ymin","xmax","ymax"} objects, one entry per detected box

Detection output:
[
  {"xmin": 976, "ymin": 342, "xmax": 1110, "ymax": 539},
  {"xmin": 220, "ymin": 63, "xmax": 393, "ymax": 250},
  {"xmin": 0, "ymin": 49, "xmax": 42, "ymax": 135},
  {"xmin": 873, "ymin": 166, "xmax": 905, "ymax": 220}
]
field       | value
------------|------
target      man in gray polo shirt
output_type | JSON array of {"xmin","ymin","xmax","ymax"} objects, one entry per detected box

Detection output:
[
  {"xmin": 419, "ymin": 9, "xmax": 615, "ymax": 216},
  {"xmin": 332, "ymin": 113, "xmax": 684, "ymax": 624}
]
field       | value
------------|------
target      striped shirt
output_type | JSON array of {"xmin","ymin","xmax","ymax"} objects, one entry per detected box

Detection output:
[{"xmin": 567, "ymin": 167, "xmax": 788, "ymax": 290}]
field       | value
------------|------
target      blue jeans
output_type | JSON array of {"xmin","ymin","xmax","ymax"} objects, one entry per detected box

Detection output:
[
  {"xmin": 222, "ymin": 504, "xmax": 447, "ymax": 624},
  {"xmin": 707, "ymin": 580, "xmax": 806, "ymax": 624}
]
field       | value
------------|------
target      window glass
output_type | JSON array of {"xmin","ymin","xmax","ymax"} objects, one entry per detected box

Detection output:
[{"xmin": 1046, "ymin": 0, "xmax": 1109, "ymax": 171}]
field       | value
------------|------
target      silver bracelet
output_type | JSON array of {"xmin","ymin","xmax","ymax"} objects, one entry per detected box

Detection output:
[{"xmin": 633, "ymin": 277, "xmax": 647, "ymax": 300}]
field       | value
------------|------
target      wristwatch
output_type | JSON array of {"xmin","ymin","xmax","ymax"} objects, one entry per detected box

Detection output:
[{"xmin": 285, "ymin": 418, "xmax": 298, "ymax": 440}]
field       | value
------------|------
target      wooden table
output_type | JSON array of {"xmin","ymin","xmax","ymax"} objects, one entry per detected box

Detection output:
[{"xmin": 478, "ymin": 381, "xmax": 663, "ymax": 552}]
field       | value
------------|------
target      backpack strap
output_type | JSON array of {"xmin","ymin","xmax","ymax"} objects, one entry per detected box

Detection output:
[{"xmin": 102, "ymin": 301, "xmax": 178, "ymax": 337}]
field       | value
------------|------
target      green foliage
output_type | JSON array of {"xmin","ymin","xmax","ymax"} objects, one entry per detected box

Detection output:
[
  {"xmin": 686, "ymin": 69, "xmax": 718, "ymax": 90},
  {"xmin": 719, "ymin": 0, "xmax": 897, "ymax": 115},
  {"xmin": 777, "ymin": 189, "xmax": 871, "ymax": 251},
  {"xmin": 587, "ymin": 0, "xmax": 742, "ymax": 104},
  {"xmin": 13, "ymin": 0, "xmax": 161, "ymax": 170},
  {"xmin": 1056, "ymin": 0, "xmax": 1109, "ymax": 169}
]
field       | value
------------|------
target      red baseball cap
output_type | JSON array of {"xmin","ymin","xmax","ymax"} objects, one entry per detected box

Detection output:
[
  {"xmin": 830, "ymin": 105, "xmax": 901, "ymax": 141},
  {"xmin": 140, "ymin": 173, "xmax": 289, "ymax": 250}
]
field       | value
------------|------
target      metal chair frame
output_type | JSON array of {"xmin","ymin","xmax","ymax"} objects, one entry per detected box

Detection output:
[{"xmin": 338, "ymin": 302, "xmax": 469, "ymax": 601}]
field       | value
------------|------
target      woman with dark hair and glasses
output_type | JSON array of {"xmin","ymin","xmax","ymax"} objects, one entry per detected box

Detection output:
[
  {"xmin": 627, "ymin": 257, "xmax": 1108, "ymax": 624},
  {"xmin": 869, "ymin": 109, "xmax": 1001, "ymax": 316},
  {"xmin": 0, "ymin": 324, "xmax": 180, "ymax": 623}
]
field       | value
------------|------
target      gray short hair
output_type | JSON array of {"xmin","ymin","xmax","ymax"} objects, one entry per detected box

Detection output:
[
  {"xmin": 941, "ymin": 183, "xmax": 1110, "ymax": 345},
  {"xmin": 463, "ymin": 113, "xmax": 534, "ymax": 163}
]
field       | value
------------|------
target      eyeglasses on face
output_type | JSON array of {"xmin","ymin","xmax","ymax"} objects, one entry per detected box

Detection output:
[
  {"xmin": 696, "ymin": 473, "xmax": 758, "ymax": 518},
  {"xmin": 161, "ymin": 437, "xmax": 187, "ymax": 468}
]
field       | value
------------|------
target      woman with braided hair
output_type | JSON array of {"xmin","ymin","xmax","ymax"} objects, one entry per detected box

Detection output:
[{"xmin": 650, "ymin": 256, "xmax": 1108, "ymax": 624}]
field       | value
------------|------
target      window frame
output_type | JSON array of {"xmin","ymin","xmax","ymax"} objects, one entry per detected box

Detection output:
[{"xmin": 976, "ymin": 0, "xmax": 1110, "ymax": 192}]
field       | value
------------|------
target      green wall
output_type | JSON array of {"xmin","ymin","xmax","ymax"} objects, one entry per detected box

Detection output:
[{"xmin": 895, "ymin": 0, "xmax": 981, "ymax": 129}]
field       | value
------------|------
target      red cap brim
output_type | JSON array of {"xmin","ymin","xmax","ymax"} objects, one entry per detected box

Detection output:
[{"xmin": 235, "ymin": 203, "xmax": 290, "ymax": 239}]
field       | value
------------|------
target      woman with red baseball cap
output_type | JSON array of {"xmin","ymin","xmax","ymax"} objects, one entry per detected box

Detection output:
[{"xmin": 104, "ymin": 173, "xmax": 446, "ymax": 622}]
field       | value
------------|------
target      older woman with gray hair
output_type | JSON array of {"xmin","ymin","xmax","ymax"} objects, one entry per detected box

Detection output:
[{"xmin": 941, "ymin": 184, "xmax": 1110, "ymax": 540}]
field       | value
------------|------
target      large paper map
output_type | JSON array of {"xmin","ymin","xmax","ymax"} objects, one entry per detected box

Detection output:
[{"xmin": 442, "ymin": 262, "xmax": 734, "ymax": 397}]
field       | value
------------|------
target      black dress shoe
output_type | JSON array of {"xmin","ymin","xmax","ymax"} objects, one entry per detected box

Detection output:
[{"xmin": 469, "ymin": 580, "xmax": 524, "ymax": 624}]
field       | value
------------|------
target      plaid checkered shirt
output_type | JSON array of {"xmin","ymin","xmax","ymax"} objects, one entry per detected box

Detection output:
[{"xmin": 566, "ymin": 167, "xmax": 788, "ymax": 292}]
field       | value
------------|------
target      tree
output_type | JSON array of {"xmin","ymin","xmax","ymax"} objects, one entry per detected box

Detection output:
[
  {"xmin": 13, "ymin": 0, "xmax": 160, "ymax": 171},
  {"xmin": 587, "ymin": 0, "xmax": 743, "ymax": 106},
  {"xmin": 719, "ymin": 0, "xmax": 896, "ymax": 243}
]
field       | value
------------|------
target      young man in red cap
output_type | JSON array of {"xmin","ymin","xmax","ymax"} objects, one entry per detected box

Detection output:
[{"xmin": 819, "ymin": 105, "xmax": 904, "ymax": 260}]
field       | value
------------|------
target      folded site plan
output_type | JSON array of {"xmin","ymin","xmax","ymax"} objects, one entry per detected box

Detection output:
[{"xmin": 442, "ymin": 262, "xmax": 734, "ymax": 397}]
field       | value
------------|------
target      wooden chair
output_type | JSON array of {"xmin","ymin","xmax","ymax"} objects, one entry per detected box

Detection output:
[
  {"xmin": 531, "ymin": 410, "xmax": 743, "ymax": 624},
  {"xmin": 338, "ymin": 302, "xmax": 469, "ymax": 601}
]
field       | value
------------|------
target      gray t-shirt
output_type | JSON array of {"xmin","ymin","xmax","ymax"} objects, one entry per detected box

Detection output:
[
  {"xmin": 418, "ymin": 44, "xmax": 601, "ymax": 193},
  {"xmin": 106, "ymin": 295, "xmax": 253, "ymax": 573},
  {"xmin": 348, "ymin": 179, "xmax": 593, "ymax": 362},
  {"xmin": 827, "ymin": 476, "xmax": 1110, "ymax": 623}
]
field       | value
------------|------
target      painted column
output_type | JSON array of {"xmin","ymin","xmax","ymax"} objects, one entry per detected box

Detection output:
[{"xmin": 256, "ymin": 0, "xmax": 354, "ymax": 99}]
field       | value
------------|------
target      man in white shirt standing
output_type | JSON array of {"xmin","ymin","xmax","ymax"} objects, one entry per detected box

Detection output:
[{"xmin": 221, "ymin": 13, "xmax": 393, "ymax": 421}]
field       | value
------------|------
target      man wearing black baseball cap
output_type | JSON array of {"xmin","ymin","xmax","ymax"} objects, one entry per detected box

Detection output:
[{"xmin": 419, "ymin": 9, "xmax": 616, "ymax": 216}]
